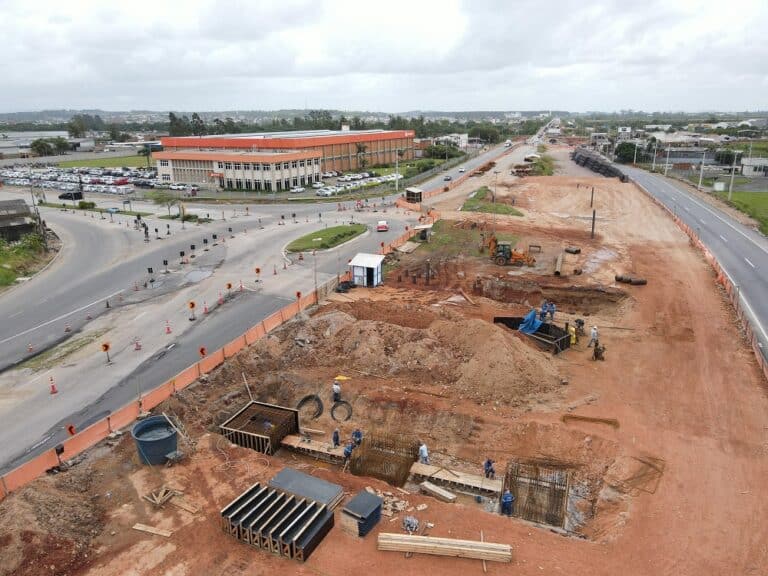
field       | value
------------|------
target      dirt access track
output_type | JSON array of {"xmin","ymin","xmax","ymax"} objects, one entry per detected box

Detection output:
[{"xmin": 1, "ymin": 157, "xmax": 767, "ymax": 576}]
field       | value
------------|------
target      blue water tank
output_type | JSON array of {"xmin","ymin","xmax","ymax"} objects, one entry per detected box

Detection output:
[{"xmin": 131, "ymin": 416, "xmax": 178, "ymax": 465}]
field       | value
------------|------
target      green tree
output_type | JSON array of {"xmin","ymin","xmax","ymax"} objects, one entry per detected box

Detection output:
[
  {"xmin": 614, "ymin": 142, "xmax": 637, "ymax": 163},
  {"xmin": 138, "ymin": 145, "xmax": 152, "ymax": 167},
  {"xmin": 108, "ymin": 124, "xmax": 121, "ymax": 141},
  {"xmin": 190, "ymin": 113, "xmax": 207, "ymax": 136},
  {"xmin": 30, "ymin": 139, "xmax": 54, "ymax": 156},
  {"xmin": 51, "ymin": 137, "xmax": 70, "ymax": 155},
  {"xmin": 355, "ymin": 143, "xmax": 368, "ymax": 169},
  {"xmin": 468, "ymin": 125, "xmax": 500, "ymax": 143},
  {"xmin": 147, "ymin": 190, "xmax": 179, "ymax": 216},
  {"xmin": 67, "ymin": 116, "xmax": 86, "ymax": 138}
]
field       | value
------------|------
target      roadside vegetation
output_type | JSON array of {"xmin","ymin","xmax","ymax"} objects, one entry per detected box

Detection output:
[
  {"xmin": 19, "ymin": 328, "xmax": 109, "ymax": 371},
  {"xmin": 686, "ymin": 175, "xmax": 750, "ymax": 188},
  {"xmin": 462, "ymin": 186, "xmax": 523, "ymax": 216},
  {"xmin": 57, "ymin": 155, "xmax": 150, "ymax": 168},
  {"xmin": 0, "ymin": 233, "xmax": 48, "ymax": 287},
  {"xmin": 37, "ymin": 202, "xmax": 150, "ymax": 217},
  {"xmin": 531, "ymin": 154, "xmax": 555, "ymax": 176},
  {"xmin": 416, "ymin": 219, "xmax": 517, "ymax": 257},
  {"xmin": 537, "ymin": 144, "xmax": 548, "ymax": 154},
  {"xmin": 716, "ymin": 191, "xmax": 768, "ymax": 234},
  {"xmin": 286, "ymin": 224, "xmax": 366, "ymax": 252}
]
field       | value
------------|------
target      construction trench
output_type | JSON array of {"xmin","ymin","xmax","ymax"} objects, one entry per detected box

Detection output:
[{"xmin": 2, "ymin": 163, "xmax": 767, "ymax": 576}]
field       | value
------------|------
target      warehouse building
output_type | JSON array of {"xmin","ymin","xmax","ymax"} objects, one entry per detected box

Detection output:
[
  {"xmin": 156, "ymin": 128, "xmax": 415, "ymax": 188},
  {"xmin": 155, "ymin": 149, "xmax": 323, "ymax": 191}
]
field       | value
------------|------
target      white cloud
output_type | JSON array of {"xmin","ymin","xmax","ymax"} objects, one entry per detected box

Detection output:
[{"xmin": 0, "ymin": 0, "xmax": 765, "ymax": 112}]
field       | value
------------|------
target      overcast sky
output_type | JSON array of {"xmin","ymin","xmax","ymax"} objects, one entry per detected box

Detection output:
[{"xmin": 1, "ymin": 0, "xmax": 766, "ymax": 113}]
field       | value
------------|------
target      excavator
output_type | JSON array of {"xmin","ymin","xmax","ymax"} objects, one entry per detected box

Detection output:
[{"xmin": 487, "ymin": 235, "xmax": 536, "ymax": 267}]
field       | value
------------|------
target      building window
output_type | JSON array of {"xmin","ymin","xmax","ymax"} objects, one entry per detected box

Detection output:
[
  {"xmin": 299, "ymin": 160, "xmax": 305, "ymax": 167},
  {"xmin": 255, "ymin": 163, "xmax": 260, "ymax": 171},
  {"xmin": 224, "ymin": 162, "xmax": 232, "ymax": 170},
  {"xmin": 160, "ymin": 160, "xmax": 169, "ymax": 167},
  {"xmin": 226, "ymin": 179, "xmax": 233, "ymax": 188},
  {"xmin": 292, "ymin": 177, "xmax": 298, "ymax": 187},
  {"xmin": 162, "ymin": 174, "xmax": 170, "ymax": 181},
  {"xmin": 276, "ymin": 180, "xmax": 282, "ymax": 191},
  {"xmin": 284, "ymin": 179, "xmax": 290, "ymax": 189},
  {"xmin": 243, "ymin": 163, "xmax": 251, "ymax": 171},
  {"xmin": 291, "ymin": 161, "xmax": 298, "ymax": 169},
  {"xmin": 217, "ymin": 161, "xmax": 223, "ymax": 169},
  {"xmin": 235, "ymin": 179, "xmax": 242, "ymax": 189},
  {"xmin": 245, "ymin": 180, "xmax": 252, "ymax": 190},
  {"xmin": 314, "ymin": 158, "xmax": 320, "ymax": 165},
  {"xmin": 262, "ymin": 163, "xmax": 270, "ymax": 171},
  {"xmin": 233, "ymin": 163, "xmax": 241, "ymax": 170},
  {"xmin": 283, "ymin": 162, "xmax": 289, "ymax": 170}
]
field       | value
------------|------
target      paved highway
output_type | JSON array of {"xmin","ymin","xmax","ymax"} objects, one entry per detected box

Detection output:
[
  {"xmin": 623, "ymin": 166, "xmax": 768, "ymax": 361},
  {"xmin": 0, "ymin": 141, "xmax": 518, "ymax": 471}
]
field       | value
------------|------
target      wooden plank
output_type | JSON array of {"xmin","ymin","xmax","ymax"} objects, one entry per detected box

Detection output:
[
  {"xmin": 459, "ymin": 288, "xmax": 476, "ymax": 305},
  {"xmin": 561, "ymin": 414, "xmax": 620, "ymax": 428},
  {"xmin": 171, "ymin": 498, "xmax": 200, "ymax": 514},
  {"xmin": 132, "ymin": 523, "xmax": 172, "ymax": 538},
  {"xmin": 420, "ymin": 481, "xmax": 457, "ymax": 503},
  {"xmin": 377, "ymin": 534, "xmax": 511, "ymax": 563},
  {"xmin": 410, "ymin": 462, "xmax": 502, "ymax": 493}
]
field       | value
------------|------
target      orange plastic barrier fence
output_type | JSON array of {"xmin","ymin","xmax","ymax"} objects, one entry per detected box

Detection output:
[
  {"xmin": 223, "ymin": 336, "xmax": 246, "ymax": 359},
  {"xmin": 62, "ymin": 418, "xmax": 111, "ymax": 457},
  {"xmin": 2, "ymin": 449, "xmax": 60, "ymax": 493},
  {"xmin": 198, "ymin": 348, "xmax": 225, "ymax": 374},
  {"xmin": 142, "ymin": 380, "xmax": 176, "ymax": 411},
  {"xmin": 245, "ymin": 324, "xmax": 266, "ymax": 345},
  {"xmin": 109, "ymin": 403, "xmax": 142, "ymax": 431},
  {"xmin": 171, "ymin": 365, "xmax": 201, "ymax": 392},
  {"xmin": 262, "ymin": 311, "xmax": 283, "ymax": 332}
]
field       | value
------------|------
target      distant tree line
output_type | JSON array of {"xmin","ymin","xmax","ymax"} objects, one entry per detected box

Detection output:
[{"xmin": 29, "ymin": 137, "xmax": 70, "ymax": 156}]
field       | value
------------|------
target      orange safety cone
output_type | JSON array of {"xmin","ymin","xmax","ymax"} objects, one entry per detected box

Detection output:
[
  {"xmin": 204, "ymin": 301, "xmax": 209, "ymax": 314},
  {"xmin": 218, "ymin": 292, "xmax": 224, "ymax": 305},
  {"xmin": 27, "ymin": 342, "xmax": 33, "ymax": 353},
  {"xmin": 64, "ymin": 323, "xmax": 71, "ymax": 333},
  {"xmin": 134, "ymin": 339, "xmax": 142, "ymax": 351},
  {"xmin": 165, "ymin": 320, "xmax": 172, "ymax": 334},
  {"xmin": 49, "ymin": 377, "xmax": 58, "ymax": 395}
]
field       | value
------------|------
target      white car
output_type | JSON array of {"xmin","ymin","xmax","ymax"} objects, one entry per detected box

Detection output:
[
  {"xmin": 170, "ymin": 183, "xmax": 186, "ymax": 190},
  {"xmin": 312, "ymin": 182, "xmax": 324, "ymax": 189},
  {"xmin": 290, "ymin": 187, "xmax": 306, "ymax": 193},
  {"xmin": 459, "ymin": 167, "xmax": 466, "ymax": 173}
]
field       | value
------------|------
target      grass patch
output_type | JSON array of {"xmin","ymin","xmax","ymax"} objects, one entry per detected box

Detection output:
[
  {"xmin": 57, "ymin": 155, "xmax": 151, "ymax": 168},
  {"xmin": 416, "ymin": 219, "xmax": 518, "ymax": 257},
  {"xmin": 715, "ymin": 191, "xmax": 768, "ymax": 234},
  {"xmin": 286, "ymin": 224, "xmax": 366, "ymax": 252},
  {"xmin": 531, "ymin": 154, "xmax": 555, "ymax": 176},
  {"xmin": 687, "ymin": 175, "xmax": 750, "ymax": 188},
  {"xmin": 158, "ymin": 213, "xmax": 211, "ymax": 223},
  {"xmin": 462, "ymin": 186, "xmax": 523, "ymax": 216},
  {"xmin": 19, "ymin": 329, "xmax": 108, "ymax": 371},
  {"xmin": 0, "ymin": 233, "xmax": 47, "ymax": 287}
]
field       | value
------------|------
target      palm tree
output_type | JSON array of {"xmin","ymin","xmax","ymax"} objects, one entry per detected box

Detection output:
[
  {"xmin": 138, "ymin": 145, "xmax": 152, "ymax": 168},
  {"xmin": 355, "ymin": 143, "xmax": 368, "ymax": 169}
]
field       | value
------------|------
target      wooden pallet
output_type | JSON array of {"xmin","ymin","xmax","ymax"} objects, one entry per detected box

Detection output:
[
  {"xmin": 410, "ymin": 462, "xmax": 502, "ymax": 494},
  {"xmin": 419, "ymin": 481, "xmax": 456, "ymax": 503},
  {"xmin": 377, "ymin": 533, "xmax": 512, "ymax": 563}
]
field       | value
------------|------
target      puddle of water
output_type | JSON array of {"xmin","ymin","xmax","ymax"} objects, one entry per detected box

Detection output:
[
  {"xmin": 583, "ymin": 248, "xmax": 617, "ymax": 274},
  {"xmin": 185, "ymin": 270, "xmax": 213, "ymax": 283}
]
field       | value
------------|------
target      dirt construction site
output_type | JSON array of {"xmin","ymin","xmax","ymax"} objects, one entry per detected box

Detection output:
[{"xmin": 1, "ymin": 146, "xmax": 767, "ymax": 576}]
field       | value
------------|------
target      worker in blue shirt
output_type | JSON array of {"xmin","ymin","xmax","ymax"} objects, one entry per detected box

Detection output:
[
  {"xmin": 332, "ymin": 428, "xmax": 340, "ymax": 448},
  {"xmin": 418, "ymin": 441, "xmax": 429, "ymax": 465},
  {"xmin": 483, "ymin": 458, "xmax": 496, "ymax": 479},
  {"xmin": 352, "ymin": 428, "xmax": 363, "ymax": 446},
  {"xmin": 548, "ymin": 302, "xmax": 557, "ymax": 322},
  {"xmin": 501, "ymin": 489, "xmax": 515, "ymax": 516},
  {"xmin": 343, "ymin": 442, "xmax": 354, "ymax": 464},
  {"xmin": 539, "ymin": 300, "xmax": 548, "ymax": 321}
]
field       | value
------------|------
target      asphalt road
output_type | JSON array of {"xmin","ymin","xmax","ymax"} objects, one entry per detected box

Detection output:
[
  {"xmin": 623, "ymin": 166, "xmax": 768, "ymax": 361},
  {"xmin": 0, "ymin": 142, "xmax": 518, "ymax": 471}
]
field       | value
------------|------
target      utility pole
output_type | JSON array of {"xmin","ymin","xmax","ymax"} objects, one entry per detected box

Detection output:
[
  {"xmin": 697, "ymin": 150, "xmax": 706, "ymax": 191},
  {"xmin": 633, "ymin": 141, "xmax": 638, "ymax": 165},
  {"xmin": 728, "ymin": 151, "xmax": 740, "ymax": 201},
  {"xmin": 651, "ymin": 141, "xmax": 658, "ymax": 171},
  {"xmin": 664, "ymin": 147, "xmax": 671, "ymax": 176},
  {"xmin": 395, "ymin": 150, "xmax": 400, "ymax": 193}
]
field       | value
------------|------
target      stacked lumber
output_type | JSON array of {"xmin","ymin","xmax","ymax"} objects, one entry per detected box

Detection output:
[
  {"xmin": 419, "ymin": 481, "xmax": 456, "ymax": 503},
  {"xmin": 377, "ymin": 533, "xmax": 511, "ymax": 563},
  {"xmin": 143, "ymin": 485, "xmax": 183, "ymax": 508}
]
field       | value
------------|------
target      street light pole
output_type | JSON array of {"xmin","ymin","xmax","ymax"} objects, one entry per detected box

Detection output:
[
  {"xmin": 651, "ymin": 141, "xmax": 658, "ymax": 171},
  {"xmin": 664, "ymin": 147, "xmax": 671, "ymax": 176},
  {"xmin": 728, "ymin": 151, "xmax": 740, "ymax": 201},
  {"xmin": 633, "ymin": 141, "xmax": 638, "ymax": 165},
  {"xmin": 697, "ymin": 150, "xmax": 706, "ymax": 191}
]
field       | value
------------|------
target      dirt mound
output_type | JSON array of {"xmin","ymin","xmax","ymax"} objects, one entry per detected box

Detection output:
[
  {"xmin": 331, "ymin": 300, "xmax": 439, "ymax": 329},
  {"xmin": 429, "ymin": 318, "xmax": 561, "ymax": 402},
  {"xmin": 0, "ymin": 469, "xmax": 103, "ymax": 576}
]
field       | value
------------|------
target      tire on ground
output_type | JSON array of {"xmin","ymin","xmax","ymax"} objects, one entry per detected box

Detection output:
[
  {"xmin": 331, "ymin": 400, "xmax": 353, "ymax": 422},
  {"xmin": 296, "ymin": 394, "xmax": 323, "ymax": 419},
  {"xmin": 630, "ymin": 278, "xmax": 648, "ymax": 286}
]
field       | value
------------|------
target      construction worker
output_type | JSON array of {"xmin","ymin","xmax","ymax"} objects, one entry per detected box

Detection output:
[
  {"xmin": 501, "ymin": 489, "xmax": 515, "ymax": 516},
  {"xmin": 593, "ymin": 340, "xmax": 606, "ymax": 361},
  {"xmin": 587, "ymin": 326, "xmax": 599, "ymax": 347},
  {"xmin": 343, "ymin": 442, "xmax": 354, "ymax": 464},
  {"xmin": 568, "ymin": 324, "xmax": 577, "ymax": 345},
  {"xmin": 484, "ymin": 458, "xmax": 496, "ymax": 479},
  {"xmin": 332, "ymin": 428, "xmax": 340, "ymax": 448},
  {"xmin": 332, "ymin": 379, "xmax": 341, "ymax": 403},
  {"xmin": 418, "ymin": 441, "xmax": 430, "ymax": 465},
  {"xmin": 548, "ymin": 302, "xmax": 556, "ymax": 322},
  {"xmin": 352, "ymin": 428, "xmax": 363, "ymax": 446},
  {"xmin": 539, "ymin": 300, "xmax": 548, "ymax": 321}
]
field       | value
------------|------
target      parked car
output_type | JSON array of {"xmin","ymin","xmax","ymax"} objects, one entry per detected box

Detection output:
[
  {"xmin": 106, "ymin": 207, "xmax": 120, "ymax": 214},
  {"xmin": 290, "ymin": 187, "xmax": 306, "ymax": 193},
  {"xmin": 58, "ymin": 191, "xmax": 83, "ymax": 200},
  {"xmin": 170, "ymin": 183, "xmax": 187, "ymax": 190}
]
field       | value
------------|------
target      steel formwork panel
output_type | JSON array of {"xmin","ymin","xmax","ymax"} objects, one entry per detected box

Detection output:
[
  {"xmin": 503, "ymin": 461, "xmax": 570, "ymax": 527},
  {"xmin": 220, "ymin": 401, "xmax": 300, "ymax": 455}
]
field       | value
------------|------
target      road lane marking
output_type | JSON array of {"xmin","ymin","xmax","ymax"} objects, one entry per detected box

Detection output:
[
  {"xmin": 719, "ymin": 266, "xmax": 768, "ymax": 344},
  {"xmin": 700, "ymin": 219, "xmax": 706, "ymax": 225},
  {"xmin": 684, "ymin": 206, "xmax": 690, "ymax": 212},
  {"xmin": 0, "ymin": 289, "xmax": 124, "ymax": 346},
  {"xmin": 134, "ymin": 312, "xmax": 146, "ymax": 321},
  {"xmin": 9, "ymin": 311, "xmax": 22, "ymax": 318},
  {"xmin": 744, "ymin": 257, "xmax": 756, "ymax": 268},
  {"xmin": 719, "ymin": 235, "xmax": 728, "ymax": 243}
]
